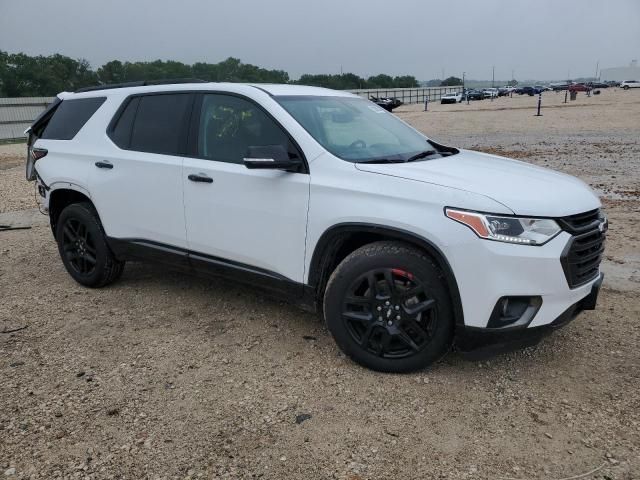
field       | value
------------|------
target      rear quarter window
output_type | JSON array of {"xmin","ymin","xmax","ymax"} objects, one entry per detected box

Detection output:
[
  {"xmin": 108, "ymin": 97, "xmax": 140, "ymax": 149},
  {"xmin": 129, "ymin": 94, "xmax": 193, "ymax": 156},
  {"xmin": 41, "ymin": 97, "xmax": 106, "ymax": 140}
]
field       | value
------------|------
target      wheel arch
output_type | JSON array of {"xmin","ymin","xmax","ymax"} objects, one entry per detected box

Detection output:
[
  {"xmin": 307, "ymin": 223, "xmax": 464, "ymax": 328},
  {"xmin": 48, "ymin": 187, "xmax": 95, "ymax": 236}
]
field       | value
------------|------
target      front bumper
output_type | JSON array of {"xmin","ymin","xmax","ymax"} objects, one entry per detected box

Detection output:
[
  {"xmin": 442, "ymin": 222, "xmax": 603, "ymax": 330},
  {"xmin": 455, "ymin": 273, "xmax": 603, "ymax": 358}
]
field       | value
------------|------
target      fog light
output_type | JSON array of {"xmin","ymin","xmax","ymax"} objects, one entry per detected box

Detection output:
[{"xmin": 487, "ymin": 296, "xmax": 542, "ymax": 329}]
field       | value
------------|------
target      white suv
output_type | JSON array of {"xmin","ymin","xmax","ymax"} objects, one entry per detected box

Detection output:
[
  {"xmin": 620, "ymin": 80, "xmax": 640, "ymax": 89},
  {"xmin": 26, "ymin": 81, "xmax": 606, "ymax": 372}
]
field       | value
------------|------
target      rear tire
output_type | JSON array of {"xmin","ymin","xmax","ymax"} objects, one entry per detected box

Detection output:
[
  {"xmin": 323, "ymin": 241, "xmax": 454, "ymax": 373},
  {"xmin": 55, "ymin": 202, "xmax": 125, "ymax": 287}
]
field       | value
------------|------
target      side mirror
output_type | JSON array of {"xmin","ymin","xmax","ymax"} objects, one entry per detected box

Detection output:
[{"xmin": 243, "ymin": 145, "xmax": 302, "ymax": 171}]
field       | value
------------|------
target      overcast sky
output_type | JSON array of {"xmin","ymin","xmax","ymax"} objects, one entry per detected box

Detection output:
[{"xmin": 1, "ymin": 0, "xmax": 638, "ymax": 81}]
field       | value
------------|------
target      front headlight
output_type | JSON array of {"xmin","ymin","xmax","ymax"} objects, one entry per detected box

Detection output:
[{"xmin": 445, "ymin": 208, "xmax": 561, "ymax": 245}]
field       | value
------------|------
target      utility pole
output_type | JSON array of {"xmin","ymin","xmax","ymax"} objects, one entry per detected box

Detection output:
[
  {"xmin": 595, "ymin": 60, "xmax": 599, "ymax": 80},
  {"xmin": 462, "ymin": 72, "xmax": 465, "ymax": 89},
  {"xmin": 492, "ymin": 66, "xmax": 495, "ymax": 88}
]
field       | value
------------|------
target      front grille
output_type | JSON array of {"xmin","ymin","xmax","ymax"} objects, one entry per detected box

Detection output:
[
  {"xmin": 558, "ymin": 209, "xmax": 605, "ymax": 288},
  {"xmin": 558, "ymin": 209, "xmax": 601, "ymax": 233}
]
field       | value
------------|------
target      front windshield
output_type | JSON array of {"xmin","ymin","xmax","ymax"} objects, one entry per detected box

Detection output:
[{"xmin": 275, "ymin": 95, "xmax": 431, "ymax": 162}]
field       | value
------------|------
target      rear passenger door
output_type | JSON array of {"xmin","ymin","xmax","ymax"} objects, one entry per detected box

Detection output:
[
  {"xmin": 182, "ymin": 93, "xmax": 310, "ymax": 286},
  {"xmin": 90, "ymin": 93, "xmax": 194, "ymax": 250}
]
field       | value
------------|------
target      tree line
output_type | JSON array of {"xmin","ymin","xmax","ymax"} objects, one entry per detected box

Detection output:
[
  {"xmin": 423, "ymin": 77, "xmax": 519, "ymax": 87},
  {"xmin": 0, "ymin": 51, "xmax": 419, "ymax": 97}
]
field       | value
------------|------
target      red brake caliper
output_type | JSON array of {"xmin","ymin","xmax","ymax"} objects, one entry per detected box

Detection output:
[
  {"xmin": 392, "ymin": 269, "xmax": 415, "ymax": 312},
  {"xmin": 391, "ymin": 268, "xmax": 413, "ymax": 281}
]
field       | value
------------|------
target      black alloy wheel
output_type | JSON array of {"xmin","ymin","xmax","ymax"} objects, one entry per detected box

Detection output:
[
  {"xmin": 342, "ymin": 268, "xmax": 437, "ymax": 359},
  {"xmin": 324, "ymin": 241, "xmax": 453, "ymax": 373},
  {"xmin": 61, "ymin": 217, "xmax": 97, "ymax": 276},
  {"xmin": 55, "ymin": 202, "xmax": 125, "ymax": 287}
]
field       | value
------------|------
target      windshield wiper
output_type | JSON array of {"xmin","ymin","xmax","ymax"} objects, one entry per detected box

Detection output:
[
  {"xmin": 406, "ymin": 149, "xmax": 438, "ymax": 162},
  {"xmin": 357, "ymin": 149, "xmax": 441, "ymax": 164},
  {"xmin": 356, "ymin": 158, "xmax": 407, "ymax": 164}
]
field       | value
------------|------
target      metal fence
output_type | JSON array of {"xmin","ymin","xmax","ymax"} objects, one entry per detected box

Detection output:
[
  {"xmin": 0, "ymin": 87, "xmax": 463, "ymax": 141},
  {"xmin": 0, "ymin": 97, "xmax": 55, "ymax": 141},
  {"xmin": 348, "ymin": 86, "xmax": 463, "ymax": 104}
]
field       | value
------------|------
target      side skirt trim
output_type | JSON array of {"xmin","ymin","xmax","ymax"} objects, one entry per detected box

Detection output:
[{"xmin": 106, "ymin": 237, "xmax": 316, "ymax": 311}]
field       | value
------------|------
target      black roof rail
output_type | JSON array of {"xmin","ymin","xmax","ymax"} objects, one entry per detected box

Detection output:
[{"xmin": 75, "ymin": 78, "xmax": 208, "ymax": 93}]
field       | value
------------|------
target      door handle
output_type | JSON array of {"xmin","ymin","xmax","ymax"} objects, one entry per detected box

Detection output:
[
  {"xmin": 95, "ymin": 161, "xmax": 113, "ymax": 169},
  {"xmin": 188, "ymin": 173, "xmax": 213, "ymax": 183}
]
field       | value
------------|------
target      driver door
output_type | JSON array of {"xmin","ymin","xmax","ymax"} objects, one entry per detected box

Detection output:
[{"xmin": 182, "ymin": 93, "xmax": 310, "ymax": 288}]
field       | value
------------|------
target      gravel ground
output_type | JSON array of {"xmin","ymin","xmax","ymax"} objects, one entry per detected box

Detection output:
[
  {"xmin": 0, "ymin": 143, "xmax": 30, "ymax": 214},
  {"xmin": 1, "ymin": 89, "xmax": 639, "ymax": 479}
]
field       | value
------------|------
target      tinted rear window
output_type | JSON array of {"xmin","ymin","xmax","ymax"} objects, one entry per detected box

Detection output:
[
  {"xmin": 129, "ymin": 94, "xmax": 193, "ymax": 155},
  {"xmin": 41, "ymin": 97, "xmax": 106, "ymax": 140},
  {"xmin": 109, "ymin": 97, "xmax": 140, "ymax": 149}
]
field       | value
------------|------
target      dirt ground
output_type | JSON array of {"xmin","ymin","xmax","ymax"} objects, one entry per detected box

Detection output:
[{"xmin": 1, "ymin": 88, "xmax": 639, "ymax": 479}]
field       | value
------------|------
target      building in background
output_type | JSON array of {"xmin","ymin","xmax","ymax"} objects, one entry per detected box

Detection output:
[{"xmin": 600, "ymin": 60, "xmax": 639, "ymax": 82}]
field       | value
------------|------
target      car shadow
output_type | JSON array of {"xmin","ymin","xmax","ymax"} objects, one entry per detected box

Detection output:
[{"xmin": 107, "ymin": 261, "xmax": 578, "ymax": 375}]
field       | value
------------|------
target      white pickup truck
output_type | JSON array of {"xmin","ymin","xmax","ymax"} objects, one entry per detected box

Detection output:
[{"xmin": 440, "ymin": 92, "xmax": 462, "ymax": 104}]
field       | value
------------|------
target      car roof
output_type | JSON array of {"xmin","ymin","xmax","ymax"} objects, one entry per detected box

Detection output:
[
  {"xmin": 253, "ymin": 84, "xmax": 357, "ymax": 97},
  {"xmin": 59, "ymin": 82, "xmax": 358, "ymax": 100}
]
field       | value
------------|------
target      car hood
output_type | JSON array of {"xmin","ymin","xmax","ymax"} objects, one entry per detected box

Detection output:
[{"xmin": 355, "ymin": 149, "xmax": 600, "ymax": 217}]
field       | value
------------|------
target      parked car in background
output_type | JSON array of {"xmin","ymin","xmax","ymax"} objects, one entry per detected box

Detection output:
[
  {"xmin": 441, "ymin": 92, "xmax": 463, "ymax": 104},
  {"xmin": 482, "ymin": 88, "xmax": 498, "ymax": 98},
  {"xmin": 568, "ymin": 83, "xmax": 590, "ymax": 92},
  {"xmin": 370, "ymin": 96, "xmax": 403, "ymax": 111},
  {"xmin": 497, "ymin": 87, "xmax": 512, "ymax": 96},
  {"xmin": 463, "ymin": 89, "xmax": 484, "ymax": 100},
  {"xmin": 587, "ymin": 82, "xmax": 609, "ymax": 89},
  {"xmin": 516, "ymin": 86, "xmax": 538, "ymax": 96},
  {"xmin": 620, "ymin": 80, "xmax": 640, "ymax": 89},
  {"xmin": 550, "ymin": 83, "xmax": 569, "ymax": 91}
]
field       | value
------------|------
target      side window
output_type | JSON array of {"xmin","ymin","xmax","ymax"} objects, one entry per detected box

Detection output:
[
  {"xmin": 41, "ymin": 97, "xmax": 106, "ymax": 140},
  {"xmin": 109, "ymin": 97, "xmax": 140, "ymax": 149},
  {"xmin": 197, "ymin": 94, "xmax": 291, "ymax": 164},
  {"xmin": 129, "ymin": 94, "xmax": 193, "ymax": 155}
]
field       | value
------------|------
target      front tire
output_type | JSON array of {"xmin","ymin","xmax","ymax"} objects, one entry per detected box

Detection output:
[
  {"xmin": 623, "ymin": 85, "xmax": 629, "ymax": 90},
  {"xmin": 55, "ymin": 202, "xmax": 125, "ymax": 287},
  {"xmin": 323, "ymin": 241, "xmax": 454, "ymax": 373}
]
